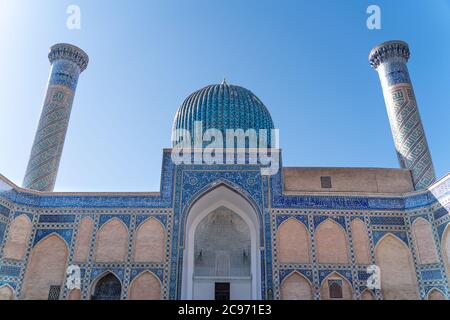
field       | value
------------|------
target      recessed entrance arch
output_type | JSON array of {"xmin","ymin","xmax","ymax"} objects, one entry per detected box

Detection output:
[{"xmin": 181, "ymin": 185, "xmax": 262, "ymax": 300}]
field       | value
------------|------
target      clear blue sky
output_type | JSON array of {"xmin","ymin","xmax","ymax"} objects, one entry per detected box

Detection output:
[{"xmin": 0, "ymin": 0, "xmax": 449, "ymax": 192}]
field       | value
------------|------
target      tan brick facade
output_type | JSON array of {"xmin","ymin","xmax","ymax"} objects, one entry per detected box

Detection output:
[
  {"xmin": 73, "ymin": 217, "xmax": 94, "ymax": 263},
  {"xmin": 316, "ymin": 220, "xmax": 349, "ymax": 264},
  {"xmin": 3, "ymin": 215, "xmax": 32, "ymax": 261},
  {"xmin": 412, "ymin": 218, "xmax": 438, "ymax": 264},
  {"xmin": 277, "ymin": 219, "xmax": 310, "ymax": 264},
  {"xmin": 128, "ymin": 272, "xmax": 161, "ymax": 300},
  {"xmin": 350, "ymin": 219, "xmax": 371, "ymax": 264},
  {"xmin": 0, "ymin": 285, "xmax": 14, "ymax": 300},
  {"xmin": 133, "ymin": 218, "xmax": 165, "ymax": 263},
  {"xmin": 442, "ymin": 226, "xmax": 450, "ymax": 281},
  {"xmin": 22, "ymin": 235, "xmax": 69, "ymax": 300},
  {"xmin": 428, "ymin": 289, "xmax": 445, "ymax": 300},
  {"xmin": 375, "ymin": 235, "xmax": 419, "ymax": 300},
  {"xmin": 280, "ymin": 272, "xmax": 313, "ymax": 300},
  {"xmin": 94, "ymin": 219, "xmax": 128, "ymax": 263}
]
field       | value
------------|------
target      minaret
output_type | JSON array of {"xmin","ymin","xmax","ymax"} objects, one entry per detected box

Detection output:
[
  {"xmin": 23, "ymin": 44, "xmax": 89, "ymax": 192},
  {"xmin": 370, "ymin": 40, "xmax": 436, "ymax": 190}
]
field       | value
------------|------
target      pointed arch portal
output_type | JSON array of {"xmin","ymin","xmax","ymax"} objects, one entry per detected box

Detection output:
[{"xmin": 181, "ymin": 185, "xmax": 262, "ymax": 300}]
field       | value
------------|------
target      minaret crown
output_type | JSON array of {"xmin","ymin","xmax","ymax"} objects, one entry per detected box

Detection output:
[
  {"xmin": 369, "ymin": 40, "xmax": 410, "ymax": 70},
  {"xmin": 48, "ymin": 43, "xmax": 89, "ymax": 72}
]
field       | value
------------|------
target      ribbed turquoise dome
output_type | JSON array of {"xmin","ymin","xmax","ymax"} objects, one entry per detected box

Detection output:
[{"xmin": 172, "ymin": 81, "xmax": 274, "ymax": 146}]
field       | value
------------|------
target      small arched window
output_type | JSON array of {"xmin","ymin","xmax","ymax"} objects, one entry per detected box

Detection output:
[
  {"xmin": 92, "ymin": 273, "xmax": 122, "ymax": 300},
  {"xmin": 328, "ymin": 280, "xmax": 343, "ymax": 299}
]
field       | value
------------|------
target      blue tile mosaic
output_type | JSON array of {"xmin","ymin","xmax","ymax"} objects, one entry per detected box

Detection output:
[
  {"xmin": 421, "ymin": 270, "xmax": 443, "ymax": 281},
  {"xmin": 99, "ymin": 214, "xmax": 131, "ymax": 228},
  {"xmin": 39, "ymin": 214, "xmax": 76, "ymax": 223},
  {"xmin": 33, "ymin": 229, "xmax": 73, "ymax": 246},
  {"xmin": 14, "ymin": 212, "xmax": 33, "ymax": 220},
  {"xmin": 370, "ymin": 217, "xmax": 405, "ymax": 226},
  {"xmin": 0, "ymin": 281, "xmax": 17, "ymax": 290},
  {"xmin": 434, "ymin": 207, "xmax": 449, "ymax": 220},
  {"xmin": 130, "ymin": 268, "xmax": 164, "ymax": 283},
  {"xmin": 372, "ymin": 231, "xmax": 409, "ymax": 246},
  {"xmin": 0, "ymin": 205, "xmax": 9, "ymax": 218},
  {"xmin": 1, "ymin": 40, "xmax": 450, "ymax": 300},
  {"xmin": 136, "ymin": 214, "xmax": 167, "ymax": 228},
  {"xmin": 0, "ymin": 265, "xmax": 21, "ymax": 278},
  {"xmin": 357, "ymin": 270, "xmax": 370, "ymax": 281},
  {"xmin": 425, "ymin": 286, "xmax": 446, "ymax": 296},
  {"xmin": 172, "ymin": 83, "xmax": 275, "ymax": 148},
  {"xmin": 279, "ymin": 269, "xmax": 314, "ymax": 284},
  {"xmin": 438, "ymin": 223, "xmax": 448, "ymax": 241},
  {"xmin": 91, "ymin": 268, "xmax": 125, "ymax": 282},
  {"xmin": 276, "ymin": 215, "xmax": 308, "ymax": 228},
  {"xmin": 318, "ymin": 270, "xmax": 352, "ymax": 285},
  {"xmin": 0, "ymin": 223, "xmax": 5, "ymax": 243}
]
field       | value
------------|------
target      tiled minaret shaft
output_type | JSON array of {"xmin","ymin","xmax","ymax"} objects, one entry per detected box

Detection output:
[
  {"xmin": 23, "ymin": 44, "xmax": 88, "ymax": 192},
  {"xmin": 370, "ymin": 41, "xmax": 435, "ymax": 190}
]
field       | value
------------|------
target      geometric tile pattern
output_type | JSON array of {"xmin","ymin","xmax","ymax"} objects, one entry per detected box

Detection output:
[
  {"xmin": 370, "ymin": 41, "xmax": 436, "ymax": 190},
  {"xmin": 167, "ymin": 164, "xmax": 272, "ymax": 300},
  {"xmin": 0, "ymin": 40, "xmax": 449, "ymax": 300},
  {"xmin": 172, "ymin": 81, "xmax": 275, "ymax": 147},
  {"xmin": 22, "ymin": 44, "xmax": 89, "ymax": 192},
  {"xmin": 2, "ymin": 155, "xmax": 450, "ymax": 300}
]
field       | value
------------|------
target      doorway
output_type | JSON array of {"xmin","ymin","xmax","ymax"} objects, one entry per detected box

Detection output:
[
  {"xmin": 181, "ymin": 185, "xmax": 262, "ymax": 300},
  {"xmin": 215, "ymin": 283, "xmax": 230, "ymax": 300}
]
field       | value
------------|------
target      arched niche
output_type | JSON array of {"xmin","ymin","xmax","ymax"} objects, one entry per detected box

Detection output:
[
  {"xmin": 375, "ymin": 234, "xmax": 419, "ymax": 300},
  {"xmin": 427, "ymin": 288, "xmax": 446, "ymax": 300},
  {"xmin": 4, "ymin": 214, "xmax": 32, "ymax": 260},
  {"xmin": 0, "ymin": 285, "xmax": 14, "ymax": 300},
  {"xmin": 68, "ymin": 288, "xmax": 81, "ymax": 300},
  {"xmin": 441, "ymin": 224, "xmax": 450, "ymax": 281},
  {"xmin": 412, "ymin": 218, "xmax": 438, "ymax": 264},
  {"xmin": 320, "ymin": 272, "xmax": 353, "ymax": 300},
  {"xmin": 316, "ymin": 219, "xmax": 349, "ymax": 264},
  {"xmin": 73, "ymin": 217, "xmax": 94, "ymax": 263},
  {"xmin": 280, "ymin": 272, "xmax": 313, "ymax": 300},
  {"xmin": 277, "ymin": 218, "xmax": 311, "ymax": 264},
  {"xmin": 22, "ymin": 234, "xmax": 69, "ymax": 300},
  {"xmin": 361, "ymin": 289, "xmax": 375, "ymax": 300},
  {"xmin": 128, "ymin": 271, "xmax": 161, "ymax": 300},
  {"xmin": 133, "ymin": 218, "xmax": 165, "ymax": 263},
  {"xmin": 94, "ymin": 218, "xmax": 128, "ymax": 263},
  {"xmin": 91, "ymin": 272, "xmax": 122, "ymax": 300},
  {"xmin": 350, "ymin": 218, "xmax": 370, "ymax": 264},
  {"xmin": 181, "ymin": 185, "xmax": 261, "ymax": 300}
]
